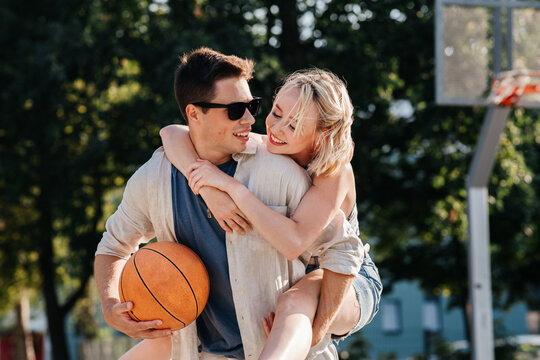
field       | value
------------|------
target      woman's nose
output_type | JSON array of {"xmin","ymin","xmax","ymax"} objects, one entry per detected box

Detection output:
[{"xmin": 269, "ymin": 118, "xmax": 282, "ymax": 133}]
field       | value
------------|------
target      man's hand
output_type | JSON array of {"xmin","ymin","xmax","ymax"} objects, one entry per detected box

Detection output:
[
  {"xmin": 95, "ymin": 256, "xmax": 171, "ymax": 339},
  {"xmin": 102, "ymin": 299, "xmax": 172, "ymax": 339},
  {"xmin": 199, "ymin": 187, "xmax": 252, "ymax": 234},
  {"xmin": 311, "ymin": 270, "xmax": 355, "ymax": 346},
  {"xmin": 261, "ymin": 312, "xmax": 275, "ymax": 337}
]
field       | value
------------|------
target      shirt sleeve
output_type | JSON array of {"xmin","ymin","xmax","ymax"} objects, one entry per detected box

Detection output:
[
  {"xmin": 313, "ymin": 211, "xmax": 365, "ymax": 275},
  {"xmin": 95, "ymin": 160, "xmax": 156, "ymax": 259}
]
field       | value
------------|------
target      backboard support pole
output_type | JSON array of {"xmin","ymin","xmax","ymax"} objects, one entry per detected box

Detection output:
[{"xmin": 467, "ymin": 106, "xmax": 511, "ymax": 360}]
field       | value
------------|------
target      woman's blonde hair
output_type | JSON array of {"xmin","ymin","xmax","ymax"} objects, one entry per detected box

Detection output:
[{"xmin": 276, "ymin": 68, "xmax": 354, "ymax": 176}]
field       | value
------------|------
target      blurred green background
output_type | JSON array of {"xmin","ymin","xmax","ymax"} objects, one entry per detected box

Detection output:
[{"xmin": 1, "ymin": 0, "xmax": 540, "ymax": 359}]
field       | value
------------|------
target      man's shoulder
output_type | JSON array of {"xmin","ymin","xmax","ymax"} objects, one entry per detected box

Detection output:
[
  {"xmin": 127, "ymin": 147, "xmax": 169, "ymax": 186},
  {"xmin": 135, "ymin": 147, "xmax": 168, "ymax": 171}
]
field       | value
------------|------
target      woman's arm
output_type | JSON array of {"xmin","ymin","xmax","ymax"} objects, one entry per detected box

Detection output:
[
  {"xmin": 160, "ymin": 125, "xmax": 252, "ymax": 234},
  {"xmin": 160, "ymin": 125, "xmax": 198, "ymax": 174},
  {"xmin": 188, "ymin": 161, "xmax": 355, "ymax": 260}
]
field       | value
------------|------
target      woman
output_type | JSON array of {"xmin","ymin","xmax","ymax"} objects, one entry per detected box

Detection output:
[{"xmin": 122, "ymin": 69, "xmax": 381, "ymax": 359}]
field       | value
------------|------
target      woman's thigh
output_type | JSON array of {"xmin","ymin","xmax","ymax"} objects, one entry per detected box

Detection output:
[
  {"xmin": 276, "ymin": 268, "xmax": 323, "ymax": 320},
  {"xmin": 278, "ymin": 268, "xmax": 360, "ymax": 335}
]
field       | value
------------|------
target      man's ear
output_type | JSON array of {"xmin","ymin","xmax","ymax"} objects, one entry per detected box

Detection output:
[{"xmin": 185, "ymin": 104, "xmax": 200, "ymax": 123}]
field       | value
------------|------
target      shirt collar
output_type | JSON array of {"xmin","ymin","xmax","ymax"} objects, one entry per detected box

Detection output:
[{"xmin": 232, "ymin": 138, "xmax": 258, "ymax": 161}]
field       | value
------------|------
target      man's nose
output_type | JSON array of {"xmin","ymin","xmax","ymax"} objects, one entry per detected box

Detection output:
[{"xmin": 240, "ymin": 110, "xmax": 256, "ymax": 126}]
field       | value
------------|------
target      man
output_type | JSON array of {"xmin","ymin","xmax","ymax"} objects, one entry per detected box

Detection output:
[{"xmin": 94, "ymin": 48, "xmax": 374, "ymax": 359}]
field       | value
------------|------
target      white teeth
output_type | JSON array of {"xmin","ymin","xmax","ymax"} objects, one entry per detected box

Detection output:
[
  {"xmin": 271, "ymin": 134, "xmax": 286, "ymax": 144},
  {"xmin": 233, "ymin": 131, "xmax": 249, "ymax": 137}
]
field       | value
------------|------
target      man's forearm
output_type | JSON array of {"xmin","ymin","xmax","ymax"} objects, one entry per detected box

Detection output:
[
  {"xmin": 94, "ymin": 254, "xmax": 127, "ymax": 312},
  {"xmin": 312, "ymin": 269, "xmax": 354, "ymax": 344}
]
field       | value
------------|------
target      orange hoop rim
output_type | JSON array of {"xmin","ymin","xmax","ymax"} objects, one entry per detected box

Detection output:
[{"xmin": 489, "ymin": 70, "xmax": 540, "ymax": 106}]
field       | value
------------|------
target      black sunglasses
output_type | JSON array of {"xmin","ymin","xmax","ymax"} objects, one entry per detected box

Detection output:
[{"xmin": 192, "ymin": 97, "xmax": 262, "ymax": 120}]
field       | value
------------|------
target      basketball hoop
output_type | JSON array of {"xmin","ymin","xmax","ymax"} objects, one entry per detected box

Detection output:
[{"xmin": 488, "ymin": 70, "xmax": 540, "ymax": 106}]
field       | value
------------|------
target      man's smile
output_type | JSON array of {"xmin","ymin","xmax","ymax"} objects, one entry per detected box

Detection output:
[{"xmin": 233, "ymin": 128, "xmax": 251, "ymax": 141}]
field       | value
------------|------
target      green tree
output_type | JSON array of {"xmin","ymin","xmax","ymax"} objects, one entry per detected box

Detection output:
[{"xmin": 1, "ymin": 0, "xmax": 169, "ymax": 358}]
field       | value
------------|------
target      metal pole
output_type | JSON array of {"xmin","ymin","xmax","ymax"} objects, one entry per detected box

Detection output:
[
  {"xmin": 435, "ymin": 0, "xmax": 444, "ymax": 104},
  {"xmin": 467, "ymin": 106, "xmax": 510, "ymax": 360}
]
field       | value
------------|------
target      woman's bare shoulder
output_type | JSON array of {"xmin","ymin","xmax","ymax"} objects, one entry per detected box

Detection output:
[{"xmin": 313, "ymin": 163, "xmax": 354, "ymax": 188}]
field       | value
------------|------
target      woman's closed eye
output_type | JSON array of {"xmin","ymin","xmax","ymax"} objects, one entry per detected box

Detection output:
[{"xmin": 272, "ymin": 111, "xmax": 282, "ymax": 119}]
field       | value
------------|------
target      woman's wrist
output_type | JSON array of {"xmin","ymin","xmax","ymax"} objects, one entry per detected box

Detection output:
[{"xmin": 226, "ymin": 179, "xmax": 249, "ymax": 200}]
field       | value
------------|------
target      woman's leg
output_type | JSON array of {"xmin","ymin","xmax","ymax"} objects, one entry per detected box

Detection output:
[
  {"xmin": 119, "ymin": 336, "xmax": 172, "ymax": 360},
  {"xmin": 259, "ymin": 269, "xmax": 323, "ymax": 360},
  {"xmin": 259, "ymin": 269, "xmax": 360, "ymax": 360}
]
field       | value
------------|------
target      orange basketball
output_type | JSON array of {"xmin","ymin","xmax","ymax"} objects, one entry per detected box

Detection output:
[{"xmin": 119, "ymin": 241, "xmax": 210, "ymax": 330}]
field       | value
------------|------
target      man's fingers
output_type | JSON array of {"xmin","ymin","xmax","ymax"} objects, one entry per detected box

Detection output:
[
  {"xmin": 134, "ymin": 319, "xmax": 163, "ymax": 330},
  {"xmin": 267, "ymin": 312, "xmax": 275, "ymax": 329},
  {"xmin": 128, "ymin": 320, "xmax": 173, "ymax": 339},
  {"xmin": 262, "ymin": 312, "xmax": 275, "ymax": 337},
  {"xmin": 131, "ymin": 328, "xmax": 173, "ymax": 339},
  {"xmin": 262, "ymin": 317, "xmax": 270, "ymax": 337},
  {"xmin": 112, "ymin": 301, "xmax": 133, "ymax": 314}
]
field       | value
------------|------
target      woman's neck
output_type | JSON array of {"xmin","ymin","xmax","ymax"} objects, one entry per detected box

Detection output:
[{"xmin": 290, "ymin": 149, "xmax": 315, "ymax": 169}]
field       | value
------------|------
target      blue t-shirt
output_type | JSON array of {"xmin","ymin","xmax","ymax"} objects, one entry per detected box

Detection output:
[{"xmin": 171, "ymin": 159, "xmax": 244, "ymax": 359}]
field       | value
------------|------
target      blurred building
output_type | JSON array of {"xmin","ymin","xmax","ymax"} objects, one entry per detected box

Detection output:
[{"xmin": 340, "ymin": 280, "xmax": 538, "ymax": 359}]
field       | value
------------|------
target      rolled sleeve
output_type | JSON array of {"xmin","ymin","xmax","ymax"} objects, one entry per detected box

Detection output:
[
  {"xmin": 95, "ymin": 161, "xmax": 155, "ymax": 259},
  {"xmin": 311, "ymin": 211, "xmax": 364, "ymax": 276}
]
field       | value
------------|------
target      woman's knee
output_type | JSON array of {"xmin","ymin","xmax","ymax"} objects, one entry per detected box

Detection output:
[{"xmin": 275, "ymin": 288, "xmax": 316, "ymax": 317}]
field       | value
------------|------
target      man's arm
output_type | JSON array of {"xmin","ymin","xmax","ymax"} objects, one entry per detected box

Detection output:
[
  {"xmin": 94, "ymin": 156, "xmax": 171, "ymax": 338},
  {"xmin": 94, "ymin": 255, "xmax": 171, "ymax": 338},
  {"xmin": 314, "ymin": 251, "xmax": 382, "ymax": 344},
  {"xmin": 311, "ymin": 270, "xmax": 354, "ymax": 346}
]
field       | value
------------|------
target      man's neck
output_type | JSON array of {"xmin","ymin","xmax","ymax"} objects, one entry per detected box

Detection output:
[{"xmin": 190, "ymin": 133, "xmax": 232, "ymax": 166}]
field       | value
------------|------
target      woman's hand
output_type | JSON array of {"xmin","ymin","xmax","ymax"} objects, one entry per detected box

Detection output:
[
  {"xmin": 199, "ymin": 187, "xmax": 252, "ymax": 234},
  {"xmin": 188, "ymin": 159, "xmax": 236, "ymax": 194}
]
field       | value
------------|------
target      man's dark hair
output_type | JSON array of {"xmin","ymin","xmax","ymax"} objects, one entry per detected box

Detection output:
[{"xmin": 174, "ymin": 47, "xmax": 255, "ymax": 121}]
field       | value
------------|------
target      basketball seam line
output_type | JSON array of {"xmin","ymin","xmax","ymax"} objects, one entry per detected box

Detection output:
[
  {"xmin": 140, "ymin": 247, "xmax": 200, "ymax": 317},
  {"xmin": 133, "ymin": 251, "xmax": 187, "ymax": 327},
  {"xmin": 120, "ymin": 264, "xmax": 142, "ymax": 321}
]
